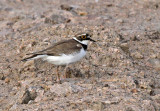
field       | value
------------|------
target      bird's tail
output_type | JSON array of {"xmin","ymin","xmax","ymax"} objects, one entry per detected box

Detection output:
[
  {"xmin": 21, "ymin": 54, "xmax": 47, "ymax": 62},
  {"xmin": 21, "ymin": 54, "xmax": 38, "ymax": 62}
]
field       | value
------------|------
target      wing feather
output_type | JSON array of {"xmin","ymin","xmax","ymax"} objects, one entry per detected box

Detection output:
[{"xmin": 27, "ymin": 39, "xmax": 82, "ymax": 56}]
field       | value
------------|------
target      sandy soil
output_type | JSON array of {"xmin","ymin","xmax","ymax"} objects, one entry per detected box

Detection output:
[{"xmin": 0, "ymin": 0, "xmax": 160, "ymax": 110}]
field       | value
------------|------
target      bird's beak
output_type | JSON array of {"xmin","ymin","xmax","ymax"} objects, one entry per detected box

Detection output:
[{"xmin": 90, "ymin": 38, "xmax": 96, "ymax": 42}]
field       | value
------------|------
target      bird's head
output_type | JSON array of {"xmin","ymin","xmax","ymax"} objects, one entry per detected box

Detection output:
[{"xmin": 74, "ymin": 33, "xmax": 96, "ymax": 45}]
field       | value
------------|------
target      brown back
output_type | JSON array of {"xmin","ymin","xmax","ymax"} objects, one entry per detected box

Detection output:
[{"xmin": 31, "ymin": 39, "xmax": 83, "ymax": 56}]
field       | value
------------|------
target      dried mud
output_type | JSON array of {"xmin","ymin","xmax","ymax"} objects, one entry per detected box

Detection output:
[{"xmin": 0, "ymin": 0, "xmax": 160, "ymax": 111}]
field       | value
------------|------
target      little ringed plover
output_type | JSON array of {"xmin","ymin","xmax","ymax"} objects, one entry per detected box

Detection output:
[{"xmin": 22, "ymin": 33, "xmax": 96, "ymax": 83}]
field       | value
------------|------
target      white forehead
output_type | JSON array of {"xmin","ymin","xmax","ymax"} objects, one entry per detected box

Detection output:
[{"xmin": 77, "ymin": 33, "xmax": 87, "ymax": 36}]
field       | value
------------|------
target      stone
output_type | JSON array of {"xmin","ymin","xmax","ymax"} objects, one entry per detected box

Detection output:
[
  {"xmin": 120, "ymin": 43, "xmax": 129, "ymax": 53},
  {"xmin": 148, "ymin": 58, "xmax": 160, "ymax": 70},
  {"xmin": 76, "ymin": 11, "xmax": 88, "ymax": 16},
  {"xmin": 20, "ymin": 89, "xmax": 37, "ymax": 104},
  {"xmin": 142, "ymin": 100, "xmax": 156, "ymax": 111},
  {"xmin": 60, "ymin": 4, "xmax": 73, "ymax": 11},
  {"xmin": 50, "ymin": 82, "xmax": 86, "ymax": 95},
  {"xmin": 130, "ymin": 51, "xmax": 144, "ymax": 59},
  {"xmin": 34, "ymin": 89, "xmax": 44, "ymax": 102},
  {"xmin": 104, "ymin": 97, "xmax": 121, "ymax": 104},
  {"xmin": 4, "ymin": 77, "xmax": 10, "ymax": 83},
  {"xmin": 131, "ymin": 89, "xmax": 138, "ymax": 93},
  {"xmin": 92, "ymin": 101, "xmax": 105, "ymax": 111},
  {"xmin": 44, "ymin": 14, "xmax": 68, "ymax": 24},
  {"xmin": 116, "ymin": 19, "xmax": 124, "ymax": 23}
]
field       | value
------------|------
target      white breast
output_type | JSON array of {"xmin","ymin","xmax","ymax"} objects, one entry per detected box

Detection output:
[{"xmin": 42, "ymin": 48, "xmax": 86, "ymax": 65}]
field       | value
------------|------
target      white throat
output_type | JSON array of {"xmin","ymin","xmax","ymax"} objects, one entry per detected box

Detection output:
[{"xmin": 73, "ymin": 37, "xmax": 89, "ymax": 45}]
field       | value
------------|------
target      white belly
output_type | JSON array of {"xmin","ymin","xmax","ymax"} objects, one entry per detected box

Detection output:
[{"xmin": 43, "ymin": 48, "xmax": 86, "ymax": 65}]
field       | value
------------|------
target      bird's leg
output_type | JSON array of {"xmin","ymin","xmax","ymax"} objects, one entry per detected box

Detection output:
[
  {"xmin": 56, "ymin": 66, "xmax": 61, "ymax": 84},
  {"xmin": 63, "ymin": 65, "xmax": 68, "ymax": 78}
]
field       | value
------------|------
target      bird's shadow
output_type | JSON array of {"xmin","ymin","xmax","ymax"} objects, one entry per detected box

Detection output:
[{"xmin": 65, "ymin": 67, "xmax": 85, "ymax": 78}]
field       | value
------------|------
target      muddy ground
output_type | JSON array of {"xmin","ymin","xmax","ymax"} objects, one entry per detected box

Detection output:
[{"xmin": 0, "ymin": 0, "xmax": 160, "ymax": 110}]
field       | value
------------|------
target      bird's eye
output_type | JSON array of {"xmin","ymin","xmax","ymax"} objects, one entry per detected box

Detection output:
[{"xmin": 81, "ymin": 35, "xmax": 86, "ymax": 39}]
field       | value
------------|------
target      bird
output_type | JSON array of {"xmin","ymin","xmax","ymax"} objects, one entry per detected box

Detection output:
[{"xmin": 22, "ymin": 33, "xmax": 96, "ymax": 83}]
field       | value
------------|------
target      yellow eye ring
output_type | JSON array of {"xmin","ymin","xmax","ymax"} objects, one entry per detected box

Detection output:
[{"xmin": 81, "ymin": 35, "xmax": 86, "ymax": 39}]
